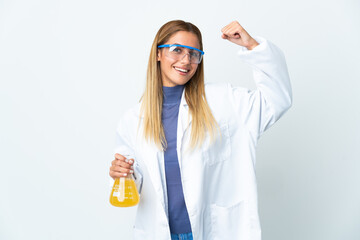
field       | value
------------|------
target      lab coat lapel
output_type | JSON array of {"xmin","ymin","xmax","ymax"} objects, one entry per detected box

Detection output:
[
  {"xmin": 141, "ymin": 140, "xmax": 168, "ymax": 211},
  {"xmin": 176, "ymin": 90, "xmax": 192, "ymax": 170}
]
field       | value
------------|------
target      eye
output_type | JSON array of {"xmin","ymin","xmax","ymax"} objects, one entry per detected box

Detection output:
[
  {"xmin": 189, "ymin": 50, "xmax": 200, "ymax": 58},
  {"xmin": 169, "ymin": 46, "xmax": 182, "ymax": 54}
]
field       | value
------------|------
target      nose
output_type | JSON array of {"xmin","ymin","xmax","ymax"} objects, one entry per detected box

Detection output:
[{"xmin": 180, "ymin": 53, "xmax": 191, "ymax": 64}]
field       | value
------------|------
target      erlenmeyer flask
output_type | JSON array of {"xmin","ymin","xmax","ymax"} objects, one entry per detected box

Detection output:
[{"xmin": 110, "ymin": 172, "xmax": 140, "ymax": 207}]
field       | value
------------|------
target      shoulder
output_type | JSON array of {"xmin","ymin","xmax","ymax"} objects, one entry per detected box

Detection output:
[
  {"xmin": 204, "ymin": 82, "xmax": 249, "ymax": 100},
  {"xmin": 204, "ymin": 82, "xmax": 253, "ymax": 120},
  {"xmin": 203, "ymin": 82, "xmax": 233, "ymax": 117},
  {"xmin": 118, "ymin": 103, "xmax": 141, "ymax": 127},
  {"xmin": 204, "ymin": 82, "xmax": 230, "ymax": 97}
]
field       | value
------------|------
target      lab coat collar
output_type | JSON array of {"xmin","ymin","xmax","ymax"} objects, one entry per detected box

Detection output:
[
  {"xmin": 178, "ymin": 88, "xmax": 192, "ymax": 139},
  {"xmin": 180, "ymin": 87, "xmax": 189, "ymax": 107}
]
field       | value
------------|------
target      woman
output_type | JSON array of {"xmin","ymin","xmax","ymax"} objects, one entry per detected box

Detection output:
[{"xmin": 109, "ymin": 20, "xmax": 292, "ymax": 240}]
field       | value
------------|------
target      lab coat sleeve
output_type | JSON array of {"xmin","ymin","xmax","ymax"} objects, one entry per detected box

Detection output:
[
  {"xmin": 110, "ymin": 113, "xmax": 143, "ymax": 194},
  {"xmin": 229, "ymin": 36, "xmax": 292, "ymax": 138}
]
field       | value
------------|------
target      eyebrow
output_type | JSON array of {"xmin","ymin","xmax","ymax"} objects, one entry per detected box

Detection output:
[
  {"xmin": 173, "ymin": 43, "xmax": 197, "ymax": 49},
  {"xmin": 170, "ymin": 43, "xmax": 200, "ymax": 50}
]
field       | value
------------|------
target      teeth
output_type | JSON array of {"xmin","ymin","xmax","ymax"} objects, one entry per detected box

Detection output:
[{"xmin": 174, "ymin": 67, "xmax": 189, "ymax": 73}]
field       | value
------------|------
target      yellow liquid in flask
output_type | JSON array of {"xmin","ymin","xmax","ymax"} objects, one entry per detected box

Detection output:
[{"xmin": 110, "ymin": 177, "xmax": 140, "ymax": 207}]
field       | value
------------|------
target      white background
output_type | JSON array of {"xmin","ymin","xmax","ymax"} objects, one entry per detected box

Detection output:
[{"xmin": 1, "ymin": 0, "xmax": 359, "ymax": 239}]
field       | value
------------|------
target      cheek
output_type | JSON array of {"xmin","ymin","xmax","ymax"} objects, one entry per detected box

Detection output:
[
  {"xmin": 162, "ymin": 59, "xmax": 176, "ymax": 69},
  {"xmin": 159, "ymin": 59, "xmax": 172, "ymax": 72}
]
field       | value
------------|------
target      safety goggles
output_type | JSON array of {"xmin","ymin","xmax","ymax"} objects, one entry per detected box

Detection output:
[{"xmin": 157, "ymin": 44, "xmax": 205, "ymax": 64}]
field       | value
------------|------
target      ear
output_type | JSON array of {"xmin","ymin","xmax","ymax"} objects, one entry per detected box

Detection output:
[{"xmin": 157, "ymin": 49, "xmax": 161, "ymax": 61}]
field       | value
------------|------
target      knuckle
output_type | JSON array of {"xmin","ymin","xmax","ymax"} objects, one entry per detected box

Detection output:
[{"xmin": 115, "ymin": 153, "xmax": 125, "ymax": 160}]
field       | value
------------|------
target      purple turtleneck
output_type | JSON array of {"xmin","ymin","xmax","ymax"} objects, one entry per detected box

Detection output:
[{"xmin": 162, "ymin": 84, "xmax": 192, "ymax": 234}]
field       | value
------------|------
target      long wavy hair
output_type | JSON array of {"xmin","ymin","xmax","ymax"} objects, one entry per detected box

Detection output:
[{"xmin": 140, "ymin": 20, "xmax": 219, "ymax": 151}]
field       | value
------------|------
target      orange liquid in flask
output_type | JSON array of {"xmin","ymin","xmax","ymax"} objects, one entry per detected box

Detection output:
[{"xmin": 110, "ymin": 177, "xmax": 140, "ymax": 207}]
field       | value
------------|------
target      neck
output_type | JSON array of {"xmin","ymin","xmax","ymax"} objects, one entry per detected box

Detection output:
[{"xmin": 162, "ymin": 85, "xmax": 185, "ymax": 104}]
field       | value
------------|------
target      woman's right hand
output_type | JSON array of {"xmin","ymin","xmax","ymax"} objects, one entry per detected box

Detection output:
[{"xmin": 109, "ymin": 153, "xmax": 134, "ymax": 180}]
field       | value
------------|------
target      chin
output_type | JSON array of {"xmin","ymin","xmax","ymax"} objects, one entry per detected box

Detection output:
[
  {"xmin": 176, "ymin": 79, "xmax": 191, "ymax": 86},
  {"xmin": 169, "ymin": 76, "xmax": 191, "ymax": 85}
]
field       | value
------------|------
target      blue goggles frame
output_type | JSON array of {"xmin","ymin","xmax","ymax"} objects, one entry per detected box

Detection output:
[{"xmin": 157, "ymin": 44, "xmax": 205, "ymax": 55}]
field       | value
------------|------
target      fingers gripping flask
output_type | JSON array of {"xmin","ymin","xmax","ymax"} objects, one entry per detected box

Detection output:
[{"xmin": 110, "ymin": 157, "xmax": 140, "ymax": 207}]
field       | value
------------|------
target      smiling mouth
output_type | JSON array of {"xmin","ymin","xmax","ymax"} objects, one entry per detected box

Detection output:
[{"xmin": 174, "ymin": 66, "xmax": 189, "ymax": 73}]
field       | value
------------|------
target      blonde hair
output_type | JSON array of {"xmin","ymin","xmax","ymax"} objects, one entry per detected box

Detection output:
[{"xmin": 140, "ymin": 20, "xmax": 219, "ymax": 151}]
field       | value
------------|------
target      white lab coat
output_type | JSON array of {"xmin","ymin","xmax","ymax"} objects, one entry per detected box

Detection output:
[{"xmin": 112, "ymin": 36, "xmax": 292, "ymax": 240}]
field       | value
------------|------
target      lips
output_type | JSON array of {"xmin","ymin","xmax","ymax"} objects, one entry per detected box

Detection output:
[{"xmin": 174, "ymin": 66, "xmax": 190, "ymax": 73}]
